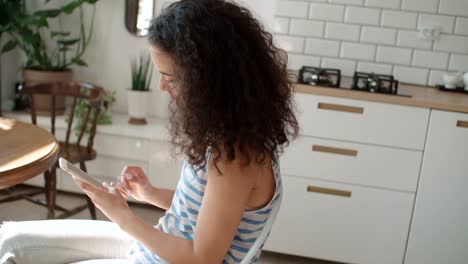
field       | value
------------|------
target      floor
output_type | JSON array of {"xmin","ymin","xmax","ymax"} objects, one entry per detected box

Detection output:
[{"xmin": 0, "ymin": 185, "xmax": 338, "ymax": 264}]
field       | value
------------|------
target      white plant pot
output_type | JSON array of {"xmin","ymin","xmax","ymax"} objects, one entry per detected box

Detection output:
[{"xmin": 128, "ymin": 89, "xmax": 151, "ymax": 125}]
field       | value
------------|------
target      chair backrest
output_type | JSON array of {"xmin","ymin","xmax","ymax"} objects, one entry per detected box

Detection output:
[
  {"xmin": 240, "ymin": 195, "xmax": 282, "ymax": 264},
  {"xmin": 21, "ymin": 81, "xmax": 104, "ymax": 153}
]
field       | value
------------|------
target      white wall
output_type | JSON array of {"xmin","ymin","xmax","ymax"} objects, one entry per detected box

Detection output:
[
  {"xmin": 275, "ymin": 0, "xmax": 468, "ymax": 86},
  {"xmin": 0, "ymin": 38, "xmax": 21, "ymax": 112},
  {"xmin": 1, "ymin": 0, "xmax": 278, "ymax": 117}
]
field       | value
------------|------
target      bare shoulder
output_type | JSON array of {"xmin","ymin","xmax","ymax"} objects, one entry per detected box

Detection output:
[{"xmin": 207, "ymin": 146, "xmax": 273, "ymax": 190}]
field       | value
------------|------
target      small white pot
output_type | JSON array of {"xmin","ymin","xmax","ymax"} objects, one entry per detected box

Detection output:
[
  {"xmin": 443, "ymin": 72, "xmax": 463, "ymax": 89},
  {"xmin": 128, "ymin": 89, "xmax": 151, "ymax": 125}
]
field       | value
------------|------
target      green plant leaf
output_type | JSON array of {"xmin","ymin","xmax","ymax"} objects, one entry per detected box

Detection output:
[
  {"xmin": 51, "ymin": 31, "xmax": 71, "ymax": 38},
  {"xmin": 34, "ymin": 9, "xmax": 61, "ymax": 18},
  {"xmin": 1, "ymin": 40, "xmax": 17, "ymax": 53},
  {"xmin": 75, "ymin": 59, "xmax": 88, "ymax": 66},
  {"xmin": 62, "ymin": 1, "xmax": 81, "ymax": 14},
  {"xmin": 0, "ymin": 25, "xmax": 10, "ymax": 33},
  {"xmin": 57, "ymin": 38, "xmax": 80, "ymax": 45}
]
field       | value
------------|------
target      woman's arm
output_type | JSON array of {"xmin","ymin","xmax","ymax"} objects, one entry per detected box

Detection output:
[
  {"xmin": 117, "ymin": 154, "xmax": 258, "ymax": 264},
  {"xmin": 140, "ymin": 187, "xmax": 175, "ymax": 211},
  {"xmin": 117, "ymin": 166, "xmax": 175, "ymax": 211}
]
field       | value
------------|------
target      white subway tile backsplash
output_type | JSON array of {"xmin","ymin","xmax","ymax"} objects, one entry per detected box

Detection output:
[
  {"xmin": 290, "ymin": 19, "xmax": 324, "ymax": 37},
  {"xmin": 325, "ymin": 23, "xmax": 360, "ymax": 41},
  {"xmin": 434, "ymin": 35, "xmax": 468, "ymax": 53},
  {"xmin": 428, "ymin": 70, "xmax": 446, "ymax": 86},
  {"xmin": 309, "ymin": 3, "xmax": 345, "ymax": 22},
  {"xmin": 274, "ymin": 0, "xmax": 468, "ymax": 86},
  {"xmin": 276, "ymin": 0, "xmax": 309, "ymax": 18},
  {"xmin": 321, "ymin": 58, "xmax": 357, "ymax": 76},
  {"xmin": 361, "ymin": 26, "xmax": 397, "ymax": 45},
  {"xmin": 287, "ymin": 54, "xmax": 321, "ymax": 70},
  {"xmin": 381, "ymin": 11, "xmax": 417, "ymax": 29},
  {"xmin": 439, "ymin": 0, "xmax": 468, "ymax": 17},
  {"xmin": 397, "ymin": 30, "xmax": 432, "ymax": 49},
  {"xmin": 418, "ymin": 14, "xmax": 455, "ymax": 34},
  {"xmin": 305, "ymin": 38, "xmax": 341, "ymax": 57},
  {"xmin": 413, "ymin": 50, "xmax": 449, "ymax": 69},
  {"xmin": 365, "ymin": 0, "xmax": 400, "ymax": 9},
  {"xmin": 329, "ymin": 0, "xmax": 364, "ymax": 6},
  {"xmin": 357, "ymin": 62, "xmax": 393, "ymax": 74},
  {"xmin": 341, "ymin": 42, "xmax": 376, "ymax": 60},
  {"xmin": 275, "ymin": 35, "xmax": 305, "ymax": 53},
  {"xmin": 274, "ymin": 17, "xmax": 290, "ymax": 34},
  {"xmin": 345, "ymin": 6, "xmax": 381, "ymax": 26},
  {"xmin": 394, "ymin": 66, "xmax": 429, "ymax": 85},
  {"xmin": 377, "ymin": 46, "xmax": 412, "ymax": 65},
  {"xmin": 455, "ymin": 18, "xmax": 468, "ymax": 36},
  {"xmin": 449, "ymin": 54, "xmax": 468, "ymax": 72},
  {"xmin": 402, "ymin": 0, "xmax": 438, "ymax": 13}
]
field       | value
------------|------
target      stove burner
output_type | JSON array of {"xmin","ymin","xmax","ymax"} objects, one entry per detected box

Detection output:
[
  {"xmin": 297, "ymin": 66, "xmax": 341, "ymax": 88},
  {"xmin": 351, "ymin": 72, "xmax": 399, "ymax": 95}
]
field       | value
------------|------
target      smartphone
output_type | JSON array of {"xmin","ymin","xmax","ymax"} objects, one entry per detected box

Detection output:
[{"xmin": 59, "ymin": 158, "xmax": 102, "ymax": 187}]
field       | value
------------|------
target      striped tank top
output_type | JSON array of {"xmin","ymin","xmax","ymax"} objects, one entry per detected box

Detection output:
[{"xmin": 128, "ymin": 152, "xmax": 282, "ymax": 264}]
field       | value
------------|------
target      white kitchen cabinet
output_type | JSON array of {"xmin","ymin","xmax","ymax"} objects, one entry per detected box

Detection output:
[
  {"xmin": 281, "ymin": 136, "xmax": 422, "ymax": 192},
  {"xmin": 264, "ymin": 176, "xmax": 414, "ymax": 264},
  {"xmin": 296, "ymin": 93, "xmax": 430, "ymax": 150},
  {"xmin": 405, "ymin": 110, "xmax": 468, "ymax": 264},
  {"xmin": 264, "ymin": 92, "xmax": 428, "ymax": 264}
]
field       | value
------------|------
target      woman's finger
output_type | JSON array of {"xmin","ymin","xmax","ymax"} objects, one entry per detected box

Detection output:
[
  {"xmin": 116, "ymin": 184, "xmax": 129, "ymax": 198},
  {"xmin": 123, "ymin": 166, "xmax": 144, "ymax": 179}
]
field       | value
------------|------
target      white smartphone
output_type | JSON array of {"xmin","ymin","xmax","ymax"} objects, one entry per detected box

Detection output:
[{"xmin": 59, "ymin": 158, "xmax": 102, "ymax": 187}]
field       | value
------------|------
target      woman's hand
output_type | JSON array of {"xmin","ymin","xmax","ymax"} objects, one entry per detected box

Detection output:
[
  {"xmin": 116, "ymin": 166, "xmax": 155, "ymax": 202},
  {"xmin": 72, "ymin": 177, "xmax": 133, "ymax": 226}
]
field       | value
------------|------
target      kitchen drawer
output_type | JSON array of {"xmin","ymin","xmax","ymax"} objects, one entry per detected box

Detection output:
[
  {"xmin": 264, "ymin": 176, "xmax": 414, "ymax": 264},
  {"xmin": 281, "ymin": 136, "xmax": 422, "ymax": 191},
  {"xmin": 296, "ymin": 93, "xmax": 430, "ymax": 150},
  {"xmin": 94, "ymin": 134, "xmax": 150, "ymax": 161}
]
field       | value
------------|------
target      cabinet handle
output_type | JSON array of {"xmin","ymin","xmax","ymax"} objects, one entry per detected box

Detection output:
[
  {"xmin": 317, "ymin": 102, "xmax": 364, "ymax": 114},
  {"xmin": 312, "ymin": 145, "xmax": 358, "ymax": 157},
  {"xmin": 457, "ymin": 120, "xmax": 468, "ymax": 128},
  {"xmin": 307, "ymin": 185, "xmax": 352, "ymax": 198}
]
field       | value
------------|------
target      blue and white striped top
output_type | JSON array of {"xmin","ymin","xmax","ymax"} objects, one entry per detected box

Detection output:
[{"xmin": 128, "ymin": 152, "xmax": 282, "ymax": 264}]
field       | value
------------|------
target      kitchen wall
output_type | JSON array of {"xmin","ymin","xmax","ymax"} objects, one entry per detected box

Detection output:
[
  {"xmin": 274, "ymin": 0, "xmax": 468, "ymax": 86},
  {"xmin": 0, "ymin": 0, "xmax": 277, "ymax": 117}
]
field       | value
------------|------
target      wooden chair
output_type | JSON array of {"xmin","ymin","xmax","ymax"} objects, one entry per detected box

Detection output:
[{"xmin": 21, "ymin": 81, "xmax": 104, "ymax": 219}]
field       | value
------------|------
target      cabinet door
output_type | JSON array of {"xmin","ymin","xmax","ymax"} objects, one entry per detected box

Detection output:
[
  {"xmin": 295, "ymin": 93, "xmax": 430, "ymax": 150},
  {"xmin": 406, "ymin": 110, "xmax": 468, "ymax": 264},
  {"xmin": 281, "ymin": 136, "xmax": 423, "ymax": 192},
  {"xmin": 264, "ymin": 176, "xmax": 414, "ymax": 264}
]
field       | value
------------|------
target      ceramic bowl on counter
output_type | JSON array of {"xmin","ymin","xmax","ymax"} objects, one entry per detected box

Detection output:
[{"xmin": 443, "ymin": 72, "xmax": 463, "ymax": 89}]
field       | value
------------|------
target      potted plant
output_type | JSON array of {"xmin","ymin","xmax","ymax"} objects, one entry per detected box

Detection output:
[
  {"xmin": 69, "ymin": 88, "xmax": 116, "ymax": 134},
  {"xmin": 0, "ymin": 0, "xmax": 98, "ymax": 115},
  {"xmin": 128, "ymin": 52, "xmax": 153, "ymax": 125}
]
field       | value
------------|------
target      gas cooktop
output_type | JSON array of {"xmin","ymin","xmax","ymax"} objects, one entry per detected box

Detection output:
[{"xmin": 297, "ymin": 66, "xmax": 411, "ymax": 98}]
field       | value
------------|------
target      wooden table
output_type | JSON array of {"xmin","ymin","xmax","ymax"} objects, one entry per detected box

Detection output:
[{"xmin": 0, "ymin": 118, "xmax": 59, "ymax": 189}]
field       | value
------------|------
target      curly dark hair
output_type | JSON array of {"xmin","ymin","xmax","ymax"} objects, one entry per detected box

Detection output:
[{"xmin": 148, "ymin": 0, "xmax": 299, "ymax": 170}]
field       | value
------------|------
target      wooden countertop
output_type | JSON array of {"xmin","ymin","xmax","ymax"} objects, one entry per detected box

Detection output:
[{"xmin": 294, "ymin": 81, "xmax": 468, "ymax": 114}]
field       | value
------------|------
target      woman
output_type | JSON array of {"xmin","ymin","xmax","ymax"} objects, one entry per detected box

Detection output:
[{"xmin": 0, "ymin": 0, "xmax": 298, "ymax": 263}]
